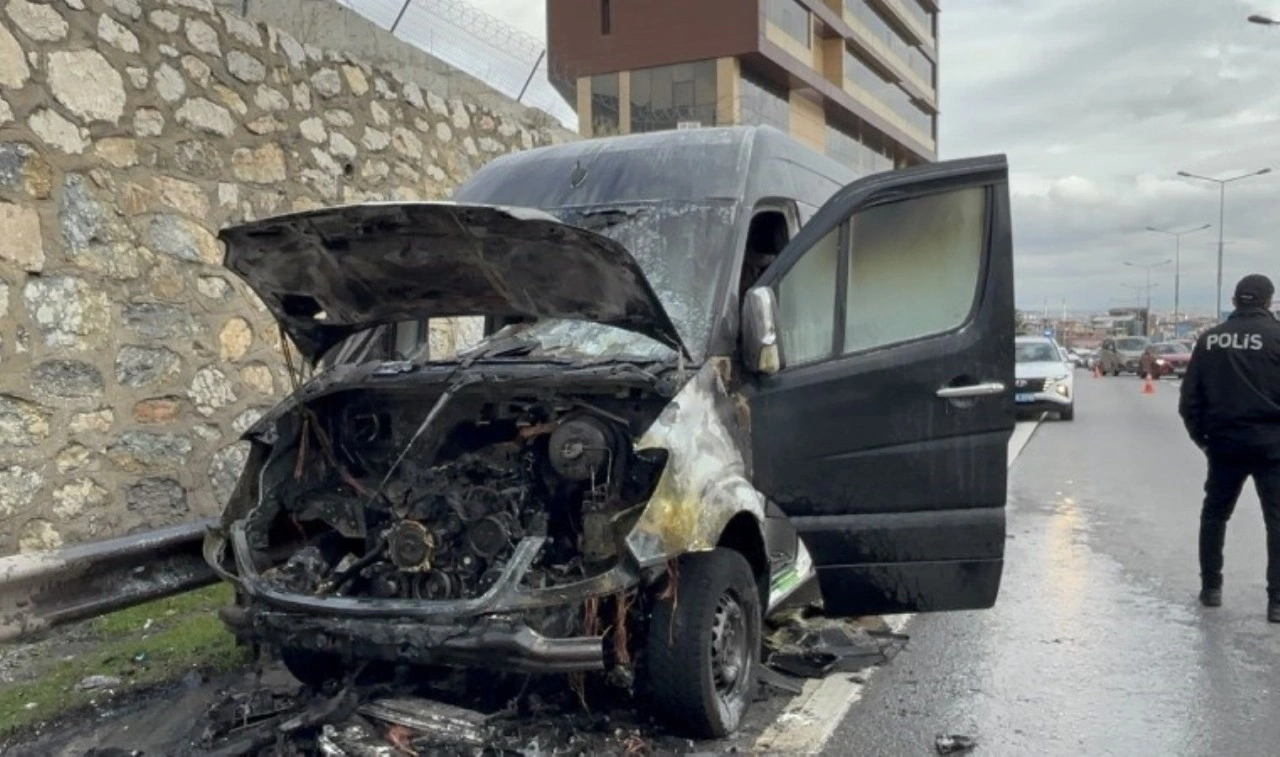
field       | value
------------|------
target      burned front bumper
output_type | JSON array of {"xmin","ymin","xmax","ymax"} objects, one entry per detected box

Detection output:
[
  {"xmin": 231, "ymin": 609, "xmax": 606, "ymax": 674},
  {"xmin": 205, "ymin": 523, "xmax": 642, "ymax": 674}
]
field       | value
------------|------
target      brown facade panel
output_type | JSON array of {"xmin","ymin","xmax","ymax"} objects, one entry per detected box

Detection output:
[
  {"xmin": 547, "ymin": 0, "xmax": 760, "ymax": 88},
  {"xmin": 550, "ymin": 0, "xmax": 938, "ymax": 164}
]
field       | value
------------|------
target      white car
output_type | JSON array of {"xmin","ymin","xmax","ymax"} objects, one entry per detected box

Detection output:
[{"xmin": 1014, "ymin": 336, "xmax": 1075, "ymax": 421}]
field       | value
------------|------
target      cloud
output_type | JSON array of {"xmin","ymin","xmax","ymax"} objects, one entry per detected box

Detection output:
[{"xmin": 942, "ymin": 0, "xmax": 1280, "ymax": 312}]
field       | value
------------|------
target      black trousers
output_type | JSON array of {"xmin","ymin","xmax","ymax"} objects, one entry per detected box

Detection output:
[{"xmin": 1200, "ymin": 452, "xmax": 1280, "ymax": 599}]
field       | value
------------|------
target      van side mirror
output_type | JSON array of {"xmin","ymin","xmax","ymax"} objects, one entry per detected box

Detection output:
[{"xmin": 742, "ymin": 287, "xmax": 781, "ymax": 375}]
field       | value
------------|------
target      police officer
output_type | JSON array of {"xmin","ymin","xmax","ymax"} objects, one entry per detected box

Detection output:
[{"xmin": 1180, "ymin": 274, "xmax": 1280, "ymax": 621}]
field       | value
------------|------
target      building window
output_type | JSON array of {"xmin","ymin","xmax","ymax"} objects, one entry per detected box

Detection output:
[
  {"xmin": 740, "ymin": 71, "xmax": 790, "ymax": 134},
  {"xmin": 899, "ymin": 0, "xmax": 934, "ymax": 41},
  {"xmin": 843, "ymin": 46, "xmax": 934, "ymax": 138},
  {"xmin": 861, "ymin": 128, "xmax": 894, "ymax": 173},
  {"xmin": 630, "ymin": 60, "xmax": 717, "ymax": 133},
  {"xmin": 591, "ymin": 73, "xmax": 620, "ymax": 135},
  {"xmin": 764, "ymin": 0, "xmax": 811, "ymax": 49},
  {"xmin": 844, "ymin": 1, "xmax": 933, "ymax": 88},
  {"xmin": 825, "ymin": 120, "xmax": 876, "ymax": 174},
  {"xmin": 601, "ymin": 0, "xmax": 611, "ymax": 35}
]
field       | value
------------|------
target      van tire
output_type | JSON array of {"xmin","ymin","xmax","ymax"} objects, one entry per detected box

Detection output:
[{"xmin": 645, "ymin": 548, "xmax": 760, "ymax": 738}]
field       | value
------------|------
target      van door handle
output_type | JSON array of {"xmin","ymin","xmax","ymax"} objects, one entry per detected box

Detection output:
[{"xmin": 936, "ymin": 382, "xmax": 1006, "ymax": 399}]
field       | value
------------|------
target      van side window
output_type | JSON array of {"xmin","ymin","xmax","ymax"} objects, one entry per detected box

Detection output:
[{"xmin": 740, "ymin": 210, "xmax": 790, "ymax": 300}]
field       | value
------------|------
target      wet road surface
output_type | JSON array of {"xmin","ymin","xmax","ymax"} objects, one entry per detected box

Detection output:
[{"xmin": 831, "ymin": 370, "xmax": 1280, "ymax": 756}]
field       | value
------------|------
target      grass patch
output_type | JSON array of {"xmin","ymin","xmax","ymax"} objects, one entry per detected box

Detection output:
[{"xmin": 0, "ymin": 583, "xmax": 250, "ymax": 738}]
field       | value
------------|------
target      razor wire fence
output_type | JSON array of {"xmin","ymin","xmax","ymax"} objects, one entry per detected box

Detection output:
[{"xmin": 222, "ymin": 0, "xmax": 578, "ymax": 130}]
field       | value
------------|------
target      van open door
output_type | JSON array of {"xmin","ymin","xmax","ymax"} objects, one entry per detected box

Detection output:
[{"xmin": 742, "ymin": 156, "xmax": 1014, "ymax": 616}]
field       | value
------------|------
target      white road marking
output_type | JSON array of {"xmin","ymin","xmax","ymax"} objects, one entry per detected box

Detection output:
[{"xmin": 754, "ymin": 420, "xmax": 1040, "ymax": 755}]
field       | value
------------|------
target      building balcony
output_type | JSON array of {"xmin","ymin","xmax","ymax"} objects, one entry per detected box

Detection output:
[
  {"xmin": 841, "ymin": 77, "xmax": 934, "ymax": 149},
  {"xmin": 869, "ymin": 0, "xmax": 934, "ymax": 49},
  {"xmin": 839, "ymin": 7, "xmax": 934, "ymax": 105}
]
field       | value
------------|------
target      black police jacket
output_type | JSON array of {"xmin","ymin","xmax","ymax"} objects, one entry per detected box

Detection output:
[{"xmin": 1179, "ymin": 307, "xmax": 1280, "ymax": 456}]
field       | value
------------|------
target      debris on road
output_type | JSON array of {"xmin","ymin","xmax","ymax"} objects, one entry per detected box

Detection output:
[
  {"xmin": 935, "ymin": 733, "xmax": 978, "ymax": 753},
  {"xmin": 358, "ymin": 696, "xmax": 490, "ymax": 749},
  {"xmin": 756, "ymin": 666, "xmax": 804, "ymax": 696},
  {"xmin": 42, "ymin": 659, "xmax": 689, "ymax": 755},
  {"xmin": 763, "ymin": 605, "xmax": 907, "ymax": 679}
]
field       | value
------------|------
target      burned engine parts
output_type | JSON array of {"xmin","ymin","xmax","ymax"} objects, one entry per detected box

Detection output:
[
  {"xmin": 387, "ymin": 520, "xmax": 435, "ymax": 572},
  {"xmin": 548, "ymin": 414, "xmax": 615, "ymax": 482},
  {"xmin": 257, "ymin": 393, "xmax": 662, "ymax": 608}
]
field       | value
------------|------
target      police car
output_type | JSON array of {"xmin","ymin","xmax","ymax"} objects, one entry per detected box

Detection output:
[{"xmin": 1014, "ymin": 335, "xmax": 1075, "ymax": 421}]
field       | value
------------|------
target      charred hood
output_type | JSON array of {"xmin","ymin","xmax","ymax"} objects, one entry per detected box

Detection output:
[{"xmin": 219, "ymin": 202, "xmax": 688, "ymax": 363}]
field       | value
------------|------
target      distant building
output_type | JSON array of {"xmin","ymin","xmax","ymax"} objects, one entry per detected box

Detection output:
[{"xmin": 547, "ymin": 0, "xmax": 939, "ymax": 171}]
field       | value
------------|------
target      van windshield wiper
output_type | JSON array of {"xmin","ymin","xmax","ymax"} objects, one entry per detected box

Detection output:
[{"xmin": 461, "ymin": 336, "xmax": 540, "ymax": 361}]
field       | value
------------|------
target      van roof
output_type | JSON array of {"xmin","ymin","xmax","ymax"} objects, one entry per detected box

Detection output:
[{"xmin": 454, "ymin": 125, "xmax": 854, "ymax": 209}]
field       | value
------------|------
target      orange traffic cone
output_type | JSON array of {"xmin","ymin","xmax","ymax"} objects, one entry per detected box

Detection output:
[
  {"xmin": 1142, "ymin": 373, "xmax": 1155, "ymax": 394},
  {"xmin": 1092, "ymin": 364, "xmax": 1102, "ymax": 378}
]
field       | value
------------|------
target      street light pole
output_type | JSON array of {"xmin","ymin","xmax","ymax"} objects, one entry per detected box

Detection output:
[
  {"xmin": 1177, "ymin": 168, "xmax": 1272, "ymax": 321},
  {"xmin": 1124, "ymin": 260, "xmax": 1171, "ymax": 336},
  {"xmin": 1145, "ymin": 223, "xmax": 1211, "ymax": 331}
]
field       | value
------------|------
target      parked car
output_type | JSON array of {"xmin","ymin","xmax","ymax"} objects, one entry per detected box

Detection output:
[
  {"xmin": 204, "ymin": 126, "xmax": 1016, "ymax": 738},
  {"xmin": 1139, "ymin": 341, "xmax": 1192, "ymax": 378},
  {"xmin": 1064, "ymin": 347, "xmax": 1094, "ymax": 369},
  {"xmin": 1015, "ymin": 336, "xmax": 1074, "ymax": 420},
  {"xmin": 1098, "ymin": 336, "xmax": 1150, "ymax": 375}
]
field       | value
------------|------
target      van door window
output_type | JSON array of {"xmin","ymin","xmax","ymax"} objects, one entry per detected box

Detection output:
[
  {"xmin": 775, "ymin": 226, "xmax": 840, "ymax": 365},
  {"xmin": 841, "ymin": 187, "xmax": 986, "ymax": 354}
]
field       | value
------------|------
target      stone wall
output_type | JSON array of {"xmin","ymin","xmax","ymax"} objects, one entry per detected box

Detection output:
[{"xmin": 0, "ymin": 0, "xmax": 571, "ymax": 554}]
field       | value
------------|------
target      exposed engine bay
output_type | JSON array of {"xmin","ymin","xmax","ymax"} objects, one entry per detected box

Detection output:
[{"xmin": 251, "ymin": 386, "xmax": 668, "ymax": 605}]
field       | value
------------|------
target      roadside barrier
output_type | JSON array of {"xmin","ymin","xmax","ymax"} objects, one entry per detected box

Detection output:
[{"xmin": 0, "ymin": 519, "xmax": 216, "ymax": 643}]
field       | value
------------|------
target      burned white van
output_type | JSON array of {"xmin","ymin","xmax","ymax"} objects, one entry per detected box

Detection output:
[{"xmin": 204, "ymin": 126, "xmax": 1015, "ymax": 736}]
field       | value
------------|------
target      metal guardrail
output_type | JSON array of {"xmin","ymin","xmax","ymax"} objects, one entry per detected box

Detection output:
[{"xmin": 0, "ymin": 519, "xmax": 218, "ymax": 643}]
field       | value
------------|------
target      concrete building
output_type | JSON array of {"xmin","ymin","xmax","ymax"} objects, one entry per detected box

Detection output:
[{"xmin": 547, "ymin": 0, "xmax": 939, "ymax": 171}]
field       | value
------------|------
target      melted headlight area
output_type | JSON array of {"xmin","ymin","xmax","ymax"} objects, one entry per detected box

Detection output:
[{"xmin": 254, "ymin": 388, "xmax": 667, "ymax": 603}]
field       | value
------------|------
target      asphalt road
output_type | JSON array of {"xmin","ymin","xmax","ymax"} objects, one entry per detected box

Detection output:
[{"xmin": 830, "ymin": 370, "xmax": 1280, "ymax": 756}]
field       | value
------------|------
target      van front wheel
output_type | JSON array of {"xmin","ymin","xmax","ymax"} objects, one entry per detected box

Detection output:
[{"xmin": 644, "ymin": 548, "xmax": 760, "ymax": 738}]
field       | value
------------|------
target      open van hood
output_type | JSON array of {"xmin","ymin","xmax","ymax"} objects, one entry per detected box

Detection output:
[{"xmin": 219, "ymin": 202, "xmax": 688, "ymax": 363}]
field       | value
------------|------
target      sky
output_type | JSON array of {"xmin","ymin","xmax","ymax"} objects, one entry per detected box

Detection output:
[{"xmin": 358, "ymin": 0, "xmax": 1280, "ymax": 316}]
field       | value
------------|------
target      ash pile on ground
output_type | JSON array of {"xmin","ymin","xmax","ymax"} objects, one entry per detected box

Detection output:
[
  {"xmin": 6, "ymin": 609, "xmax": 907, "ymax": 756},
  {"xmin": 37, "ymin": 662, "xmax": 710, "ymax": 756}
]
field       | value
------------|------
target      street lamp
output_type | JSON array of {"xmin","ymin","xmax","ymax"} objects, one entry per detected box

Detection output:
[
  {"xmin": 1176, "ymin": 168, "xmax": 1272, "ymax": 321},
  {"xmin": 1145, "ymin": 223, "xmax": 1211, "ymax": 330},
  {"xmin": 1123, "ymin": 260, "xmax": 1171, "ymax": 335},
  {"xmin": 1248, "ymin": 13, "xmax": 1278, "ymax": 25}
]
